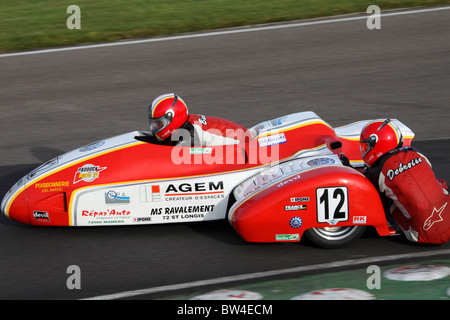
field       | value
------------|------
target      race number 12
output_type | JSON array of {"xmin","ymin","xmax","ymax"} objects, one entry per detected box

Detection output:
[{"xmin": 316, "ymin": 187, "xmax": 349, "ymax": 224}]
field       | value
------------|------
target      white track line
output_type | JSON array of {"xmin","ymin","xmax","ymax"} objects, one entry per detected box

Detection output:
[
  {"xmin": 83, "ymin": 249, "xmax": 450, "ymax": 300},
  {"xmin": 1, "ymin": 6, "xmax": 450, "ymax": 58}
]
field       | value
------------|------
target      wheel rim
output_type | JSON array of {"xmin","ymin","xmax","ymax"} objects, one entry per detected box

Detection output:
[{"xmin": 310, "ymin": 226, "xmax": 360, "ymax": 241}]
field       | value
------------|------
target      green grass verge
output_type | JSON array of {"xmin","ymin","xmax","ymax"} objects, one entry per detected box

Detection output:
[
  {"xmin": 164, "ymin": 260, "xmax": 450, "ymax": 300},
  {"xmin": 0, "ymin": 0, "xmax": 448, "ymax": 52}
]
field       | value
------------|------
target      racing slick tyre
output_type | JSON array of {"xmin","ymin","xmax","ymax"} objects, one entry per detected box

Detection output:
[{"xmin": 304, "ymin": 226, "xmax": 367, "ymax": 248}]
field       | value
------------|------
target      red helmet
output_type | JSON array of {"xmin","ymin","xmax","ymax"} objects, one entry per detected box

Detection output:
[
  {"xmin": 360, "ymin": 119, "xmax": 403, "ymax": 167},
  {"xmin": 148, "ymin": 94, "xmax": 188, "ymax": 141}
]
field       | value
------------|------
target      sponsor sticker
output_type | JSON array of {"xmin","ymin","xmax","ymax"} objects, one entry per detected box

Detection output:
[
  {"xmin": 291, "ymin": 197, "xmax": 310, "ymax": 202},
  {"xmin": 79, "ymin": 141, "xmax": 105, "ymax": 152},
  {"xmin": 134, "ymin": 217, "xmax": 152, "ymax": 223},
  {"xmin": 353, "ymin": 216, "xmax": 367, "ymax": 224},
  {"xmin": 150, "ymin": 205, "xmax": 214, "ymax": 215},
  {"xmin": 82, "ymin": 209, "xmax": 131, "ymax": 218},
  {"xmin": 257, "ymin": 133, "xmax": 287, "ymax": 147},
  {"xmin": 33, "ymin": 210, "xmax": 50, "ymax": 222},
  {"xmin": 289, "ymin": 217, "xmax": 303, "ymax": 229},
  {"xmin": 105, "ymin": 190, "xmax": 130, "ymax": 204},
  {"xmin": 189, "ymin": 147, "xmax": 212, "ymax": 154},
  {"xmin": 34, "ymin": 180, "xmax": 70, "ymax": 193},
  {"xmin": 275, "ymin": 234, "xmax": 300, "ymax": 241},
  {"xmin": 74, "ymin": 164, "xmax": 106, "ymax": 184},
  {"xmin": 81, "ymin": 208, "xmax": 132, "ymax": 225},
  {"xmin": 75, "ymin": 177, "xmax": 229, "ymax": 226},
  {"xmin": 140, "ymin": 185, "xmax": 161, "ymax": 202},
  {"xmin": 285, "ymin": 205, "xmax": 306, "ymax": 211},
  {"xmin": 307, "ymin": 157, "xmax": 336, "ymax": 167},
  {"xmin": 277, "ymin": 174, "xmax": 301, "ymax": 188},
  {"xmin": 35, "ymin": 181, "xmax": 70, "ymax": 189},
  {"xmin": 197, "ymin": 115, "xmax": 208, "ymax": 126},
  {"xmin": 384, "ymin": 265, "xmax": 450, "ymax": 281},
  {"xmin": 165, "ymin": 181, "xmax": 224, "ymax": 195}
]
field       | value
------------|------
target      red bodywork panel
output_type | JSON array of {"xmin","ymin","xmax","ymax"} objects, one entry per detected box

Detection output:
[{"xmin": 229, "ymin": 166, "xmax": 393, "ymax": 243}]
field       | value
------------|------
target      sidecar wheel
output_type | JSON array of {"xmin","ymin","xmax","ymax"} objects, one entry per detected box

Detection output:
[{"xmin": 304, "ymin": 225, "xmax": 366, "ymax": 248}]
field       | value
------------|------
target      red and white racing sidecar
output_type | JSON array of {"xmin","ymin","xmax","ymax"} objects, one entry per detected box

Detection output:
[{"xmin": 1, "ymin": 111, "xmax": 415, "ymax": 247}]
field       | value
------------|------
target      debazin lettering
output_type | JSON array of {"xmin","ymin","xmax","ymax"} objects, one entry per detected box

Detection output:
[{"xmin": 386, "ymin": 157, "xmax": 422, "ymax": 181}]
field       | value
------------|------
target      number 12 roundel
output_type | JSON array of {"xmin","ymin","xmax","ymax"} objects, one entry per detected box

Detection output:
[{"xmin": 316, "ymin": 187, "xmax": 349, "ymax": 224}]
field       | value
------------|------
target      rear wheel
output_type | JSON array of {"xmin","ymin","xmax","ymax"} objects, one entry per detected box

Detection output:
[{"xmin": 304, "ymin": 225, "xmax": 366, "ymax": 248}]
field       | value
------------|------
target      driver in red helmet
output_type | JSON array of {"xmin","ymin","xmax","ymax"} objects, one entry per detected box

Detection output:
[
  {"xmin": 148, "ymin": 93, "xmax": 249, "ymax": 146},
  {"xmin": 360, "ymin": 119, "xmax": 449, "ymax": 244}
]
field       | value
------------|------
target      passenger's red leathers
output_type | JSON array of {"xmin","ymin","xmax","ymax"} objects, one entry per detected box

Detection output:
[
  {"xmin": 171, "ymin": 114, "xmax": 250, "ymax": 146},
  {"xmin": 366, "ymin": 147, "xmax": 450, "ymax": 244}
]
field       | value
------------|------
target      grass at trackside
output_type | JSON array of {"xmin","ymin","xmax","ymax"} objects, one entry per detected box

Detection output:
[
  {"xmin": 0, "ymin": 0, "xmax": 449, "ymax": 52},
  {"xmin": 165, "ymin": 259, "xmax": 450, "ymax": 300}
]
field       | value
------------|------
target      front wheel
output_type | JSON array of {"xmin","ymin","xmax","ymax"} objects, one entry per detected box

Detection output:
[{"xmin": 304, "ymin": 225, "xmax": 367, "ymax": 248}]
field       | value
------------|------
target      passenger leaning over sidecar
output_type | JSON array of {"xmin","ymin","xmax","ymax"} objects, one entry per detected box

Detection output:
[{"xmin": 360, "ymin": 119, "xmax": 450, "ymax": 244}]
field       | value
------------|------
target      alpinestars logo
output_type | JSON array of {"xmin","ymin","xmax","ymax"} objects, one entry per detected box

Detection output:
[{"xmin": 423, "ymin": 202, "xmax": 447, "ymax": 231}]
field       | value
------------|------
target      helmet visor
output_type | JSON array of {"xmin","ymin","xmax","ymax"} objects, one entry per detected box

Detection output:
[
  {"xmin": 360, "ymin": 141, "xmax": 370, "ymax": 158},
  {"xmin": 360, "ymin": 134, "xmax": 377, "ymax": 158},
  {"xmin": 149, "ymin": 113, "xmax": 172, "ymax": 135}
]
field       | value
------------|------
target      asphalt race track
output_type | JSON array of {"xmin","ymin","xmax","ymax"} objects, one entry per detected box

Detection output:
[{"xmin": 0, "ymin": 7, "xmax": 449, "ymax": 300}]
